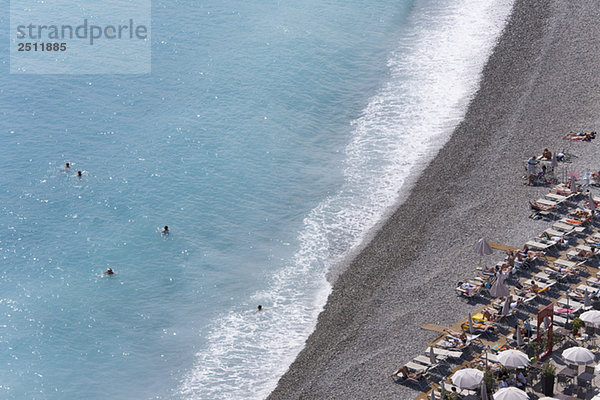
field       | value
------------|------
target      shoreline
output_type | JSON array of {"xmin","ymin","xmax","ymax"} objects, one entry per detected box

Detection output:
[{"xmin": 268, "ymin": 1, "xmax": 600, "ymax": 399}]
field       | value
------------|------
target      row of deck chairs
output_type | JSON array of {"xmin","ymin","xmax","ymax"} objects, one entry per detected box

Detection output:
[
  {"xmin": 529, "ymin": 184, "xmax": 582, "ymax": 219},
  {"xmin": 391, "ymin": 332, "xmax": 481, "ymax": 389}
]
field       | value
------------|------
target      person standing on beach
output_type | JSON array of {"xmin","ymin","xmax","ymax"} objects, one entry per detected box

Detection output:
[{"xmin": 526, "ymin": 155, "xmax": 538, "ymax": 185}]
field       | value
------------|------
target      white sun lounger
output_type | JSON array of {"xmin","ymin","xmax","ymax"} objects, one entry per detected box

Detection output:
[
  {"xmin": 545, "ymin": 193, "xmax": 571, "ymax": 202},
  {"xmin": 557, "ymin": 297, "xmax": 583, "ymax": 309},
  {"xmin": 554, "ymin": 258, "xmax": 577, "ymax": 268},
  {"xmin": 545, "ymin": 228, "xmax": 567, "ymax": 238},
  {"xmin": 553, "ymin": 222, "xmax": 585, "ymax": 234},
  {"xmin": 536, "ymin": 198, "xmax": 559, "ymax": 207},
  {"xmin": 526, "ymin": 240, "xmax": 553, "ymax": 251},
  {"xmin": 426, "ymin": 346, "xmax": 462, "ymax": 360}
]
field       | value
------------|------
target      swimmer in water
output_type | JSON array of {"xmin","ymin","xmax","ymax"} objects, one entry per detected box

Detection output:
[
  {"xmin": 257, "ymin": 305, "xmax": 262, "ymax": 311},
  {"xmin": 64, "ymin": 162, "xmax": 70, "ymax": 169},
  {"xmin": 161, "ymin": 225, "xmax": 169, "ymax": 234},
  {"xmin": 77, "ymin": 170, "xmax": 82, "ymax": 178},
  {"xmin": 105, "ymin": 268, "xmax": 114, "ymax": 275}
]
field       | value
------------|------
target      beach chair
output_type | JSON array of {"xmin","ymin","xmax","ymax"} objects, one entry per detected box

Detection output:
[
  {"xmin": 525, "ymin": 240, "xmax": 553, "ymax": 251},
  {"xmin": 391, "ymin": 362, "xmax": 429, "ymax": 388},
  {"xmin": 425, "ymin": 346, "xmax": 463, "ymax": 361}
]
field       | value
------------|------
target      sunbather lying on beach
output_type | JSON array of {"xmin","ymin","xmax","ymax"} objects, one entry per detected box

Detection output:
[
  {"xmin": 546, "ymin": 264, "xmax": 576, "ymax": 276},
  {"xmin": 569, "ymin": 209, "xmax": 592, "ymax": 219},
  {"xmin": 538, "ymin": 231, "xmax": 564, "ymax": 244},
  {"xmin": 564, "ymin": 131, "xmax": 596, "ymax": 141},
  {"xmin": 520, "ymin": 244, "xmax": 544, "ymax": 258},
  {"xmin": 443, "ymin": 328, "xmax": 468, "ymax": 346},
  {"xmin": 529, "ymin": 200, "xmax": 555, "ymax": 211},
  {"xmin": 392, "ymin": 365, "xmax": 424, "ymax": 380},
  {"xmin": 574, "ymin": 248, "xmax": 594, "ymax": 258},
  {"xmin": 461, "ymin": 321, "xmax": 495, "ymax": 333}
]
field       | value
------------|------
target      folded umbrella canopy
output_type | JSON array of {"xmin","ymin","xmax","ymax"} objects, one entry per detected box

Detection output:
[
  {"xmin": 480, "ymin": 379, "xmax": 488, "ymax": 400},
  {"xmin": 474, "ymin": 238, "xmax": 493, "ymax": 267},
  {"xmin": 516, "ymin": 326, "xmax": 524, "ymax": 347}
]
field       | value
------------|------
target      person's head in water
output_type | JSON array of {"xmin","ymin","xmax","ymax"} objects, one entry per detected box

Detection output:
[
  {"xmin": 257, "ymin": 305, "xmax": 262, "ymax": 311},
  {"xmin": 65, "ymin": 162, "xmax": 70, "ymax": 169},
  {"xmin": 162, "ymin": 225, "xmax": 169, "ymax": 234},
  {"xmin": 105, "ymin": 268, "xmax": 114, "ymax": 275},
  {"xmin": 77, "ymin": 170, "xmax": 82, "ymax": 177}
]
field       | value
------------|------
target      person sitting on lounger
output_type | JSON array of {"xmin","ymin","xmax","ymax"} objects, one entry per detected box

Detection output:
[
  {"xmin": 393, "ymin": 365, "xmax": 423, "ymax": 380},
  {"xmin": 483, "ymin": 308, "xmax": 500, "ymax": 322},
  {"xmin": 523, "ymin": 280, "xmax": 540, "ymax": 294}
]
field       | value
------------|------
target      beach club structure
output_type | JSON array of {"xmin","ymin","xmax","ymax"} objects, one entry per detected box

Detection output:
[{"xmin": 392, "ymin": 152, "xmax": 600, "ymax": 400}]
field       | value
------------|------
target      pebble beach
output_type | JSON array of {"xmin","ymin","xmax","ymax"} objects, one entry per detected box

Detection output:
[{"xmin": 268, "ymin": 1, "xmax": 600, "ymax": 399}]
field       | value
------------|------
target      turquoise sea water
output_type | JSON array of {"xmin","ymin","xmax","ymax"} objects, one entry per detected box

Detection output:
[{"xmin": 0, "ymin": 1, "xmax": 513, "ymax": 399}]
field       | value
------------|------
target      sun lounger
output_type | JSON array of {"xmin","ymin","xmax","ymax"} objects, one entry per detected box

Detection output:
[
  {"xmin": 426, "ymin": 346, "xmax": 463, "ymax": 360},
  {"xmin": 525, "ymin": 240, "xmax": 553, "ymax": 251},
  {"xmin": 557, "ymin": 297, "xmax": 584, "ymax": 309},
  {"xmin": 545, "ymin": 228, "xmax": 568, "ymax": 238},
  {"xmin": 554, "ymin": 258, "xmax": 577, "ymax": 268},
  {"xmin": 553, "ymin": 221, "xmax": 586, "ymax": 234},
  {"xmin": 576, "ymin": 284, "xmax": 600, "ymax": 297},
  {"xmin": 587, "ymin": 277, "xmax": 600, "ymax": 287},
  {"xmin": 413, "ymin": 355, "xmax": 435, "ymax": 366},
  {"xmin": 545, "ymin": 193, "xmax": 572, "ymax": 203},
  {"xmin": 553, "ymin": 314, "xmax": 567, "ymax": 326},
  {"xmin": 535, "ymin": 198, "xmax": 559, "ymax": 207}
]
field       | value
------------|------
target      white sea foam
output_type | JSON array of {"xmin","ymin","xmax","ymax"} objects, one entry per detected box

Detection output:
[{"xmin": 179, "ymin": 1, "xmax": 514, "ymax": 398}]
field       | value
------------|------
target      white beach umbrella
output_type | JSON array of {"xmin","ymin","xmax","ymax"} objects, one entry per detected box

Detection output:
[
  {"xmin": 497, "ymin": 349, "xmax": 530, "ymax": 368},
  {"xmin": 580, "ymin": 310, "xmax": 600, "ymax": 326},
  {"xmin": 480, "ymin": 379, "xmax": 488, "ymax": 400},
  {"xmin": 539, "ymin": 397, "xmax": 560, "ymax": 400},
  {"xmin": 501, "ymin": 296, "xmax": 511, "ymax": 316},
  {"xmin": 493, "ymin": 386, "xmax": 528, "ymax": 400},
  {"xmin": 584, "ymin": 290, "xmax": 592, "ymax": 308},
  {"xmin": 516, "ymin": 325, "xmax": 524, "ymax": 347},
  {"xmin": 451, "ymin": 368, "xmax": 484, "ymax": 389},
  {"xmin": 589, "ymin": 191, "xmax": 597, "ymax": 211},
  {"xmin": 563, "ymin": 346, "xmax": 595, "ymax": 365},
  {"xmin": 490, "ymin": 272, "xmax": 510, "ymax": 298},
  {"xmin": 468, "ymin": 312, "xmax": 474, "ymax": 335}
]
